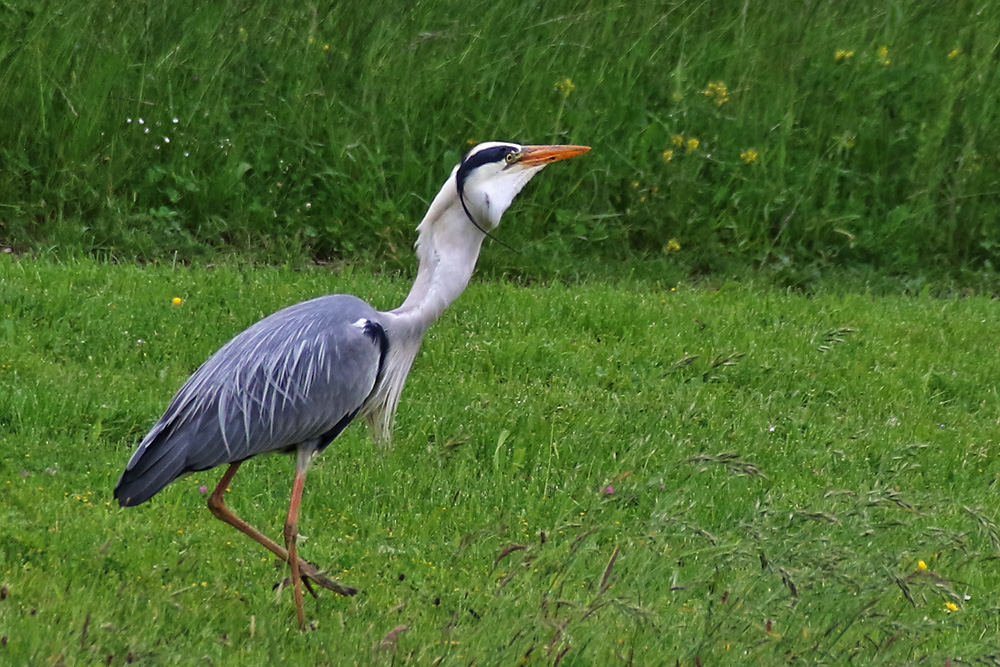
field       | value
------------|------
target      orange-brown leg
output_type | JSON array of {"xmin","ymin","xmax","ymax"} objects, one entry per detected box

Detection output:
[
  {"xmin": 207, "ymin": 461, "xmax": 357, "ymax": 607},
  {"xmin": 284, "ymin": 447, "xmax": 312, "ymax": 629}
]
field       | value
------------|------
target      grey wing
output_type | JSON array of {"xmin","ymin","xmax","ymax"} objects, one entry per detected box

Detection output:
[{"xmin": 114, "ymin": 295, "xmax": 387, "ymax": 506}]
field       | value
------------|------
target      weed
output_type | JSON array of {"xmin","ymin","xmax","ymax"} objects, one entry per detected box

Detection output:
[{"xmin": 0, "ymin": 2, "xmax": 998, "ymax": 277}]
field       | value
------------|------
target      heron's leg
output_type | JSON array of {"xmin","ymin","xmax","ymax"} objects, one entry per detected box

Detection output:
[
  {"xmin": 208, "ymin": 462, "xmax": 288, "ymax": 559},
  {"xmin": 207, "ymin": 462, "xmax": 357, "ymax": 597},
  {"xmin": 284, "ymin": 447, "xmax": 314, "ymax": 629}
]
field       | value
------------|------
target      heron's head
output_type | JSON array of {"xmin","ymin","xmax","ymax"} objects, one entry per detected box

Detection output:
[{"xmin": 455, "ymin": 142, "xmax": 590, "ymax": 230}]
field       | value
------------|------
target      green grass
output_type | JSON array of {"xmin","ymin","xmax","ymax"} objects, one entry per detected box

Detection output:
[
  {"xmin": 3, "ymin": 255, "xmax": 1000, "ymax": 664},
  {"xmin": 4, "ymin": 1, "xmax": 1000, "ymax": 662},
  {"xmin": 2, "ymin": 1, "xmax": 1000, "ymax": 277}
]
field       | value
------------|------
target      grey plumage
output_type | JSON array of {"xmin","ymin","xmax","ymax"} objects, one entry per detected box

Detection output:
[{"xmin": 114, "ymin": 295, "xmax": 386, "ymax": 506}]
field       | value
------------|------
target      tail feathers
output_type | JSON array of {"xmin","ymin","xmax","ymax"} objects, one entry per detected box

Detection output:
[{"xmin": 114, "ymin": 422, "xmax": 195, "ymax": 507}]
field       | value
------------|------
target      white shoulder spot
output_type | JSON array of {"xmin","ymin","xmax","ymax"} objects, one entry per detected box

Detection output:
[{"xmin": 351, "ymin": 318, "xmax": 369, "ymax": 330}]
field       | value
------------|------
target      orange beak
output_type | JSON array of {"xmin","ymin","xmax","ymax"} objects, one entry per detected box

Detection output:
[{"xmin": 515, "ymin": 144, "xmax": 591, "ymax": 167}]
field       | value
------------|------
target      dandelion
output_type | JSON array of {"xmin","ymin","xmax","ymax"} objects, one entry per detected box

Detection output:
[
  {"xmin": 877, "ymin": 45, "xmax": 890, "ymax": 66},
  {"xmin": 172, "ymin": 297, "xmax": 183, "ymax": 306},
  {"xmin": 740, "ymin": 148, "xmax": 759, "ymax": 164},
  {"xmin": 665, "ymin": 238, "xmax": 681, "ymax": 252},
  {"xmin": 834, "ymin": 49, "xmax": 855, "ymax": 62},
  {"xmin": 945, "ymin": 601, "xmax": 958, "ymax": 612},
  {"xmin": 685, "ymin": 137, "xmax": 700, "ymax": 152},
  {"xmin": 554, "ymin": 77, "xmax": 575, "ymax": 98},
  {"xmin": 670, "ymin": 133, "xmax": 684, "ymax": 147},
  {"xmin": 661, "ymin": 149, "xmax": 674, "ymax": 163},
  {"xmin": 917, "ymin": 560, "xmax": 927, "ymax": 571}
]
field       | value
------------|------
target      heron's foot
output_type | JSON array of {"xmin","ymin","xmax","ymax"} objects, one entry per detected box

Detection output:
[{"xmin": 275, "ymin": 559, "xmax": 357, "ymax": 597}]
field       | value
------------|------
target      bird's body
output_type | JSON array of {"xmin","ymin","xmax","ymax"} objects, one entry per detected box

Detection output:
[
  {"xmin": 115, "ymin": 295, "xmax": 387, "ymax": 505},
  {"xmin": 114, "ymin": 141, "xmax": 590, "ymax": 628}
]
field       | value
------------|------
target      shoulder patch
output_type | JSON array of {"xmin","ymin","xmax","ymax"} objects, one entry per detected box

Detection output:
[
  {"xmin": 362, "ymin": 319, "xmax": 389, "ymax": 358},
  {"xmin": 361, "ymin": 319, "xmax": 390, "ymax": 396}
]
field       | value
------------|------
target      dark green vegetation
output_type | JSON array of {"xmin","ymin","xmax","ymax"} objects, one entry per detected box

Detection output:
[
  {"xmin": 2, "ymin": 257, "xmax": 1000, "ymax": 663},
  {"xmin": 2, "ymin": 1, "xmax": 999, "ymax": 278}
]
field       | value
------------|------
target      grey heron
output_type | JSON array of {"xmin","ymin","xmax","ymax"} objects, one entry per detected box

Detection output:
[{"xmin": 113, "ymin": 141, "xmax": 591, "ymax": 629}]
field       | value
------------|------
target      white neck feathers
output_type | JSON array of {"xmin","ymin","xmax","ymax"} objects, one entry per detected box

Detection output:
[
  {"xmin": 394, "ymin": 169, "xmax": 488, "ymax": 325},
  {"xmin": 362, "ymin": 170, "xmax": 488, "ymax": 441}
]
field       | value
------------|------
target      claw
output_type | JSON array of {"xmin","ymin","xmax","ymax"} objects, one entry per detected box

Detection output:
[{"xmin": 275, "ymin": 559, "xmax": 358, "ymax": 597}]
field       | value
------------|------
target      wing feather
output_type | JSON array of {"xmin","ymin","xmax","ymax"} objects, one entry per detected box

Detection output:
[{"xmin": 114, "ymin": 295, "xmax": 387, "ymax": 506}]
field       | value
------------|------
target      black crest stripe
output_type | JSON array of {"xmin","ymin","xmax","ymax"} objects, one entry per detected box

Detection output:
[{"xmin": 456, "ymin": 144, "xmax": 518, "ymax": 195}]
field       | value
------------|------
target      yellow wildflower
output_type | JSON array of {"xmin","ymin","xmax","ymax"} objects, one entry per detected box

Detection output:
[
  {"xmin": 555, "ymin": 77, "xmax": 575, "ymax": 98},
  {"xmin": 877, "ymin": 45, "xmax": 890, "ymax": 66},
  {"xmin": 834, "ymin": 49, "xmax": 855, "ymax": 62},
  {"xmin": 945, "ymin": 601, "xmax": 958, "ymax": 612},
  {"xmin": 670, "ymin": 134, "xmax": 684, "ymax": 147},
  {"xmin": 702, "ymin": 80, "xmax": 729, "ymax": 106},
  {"xmin": 665, "ymin": 238, "xmax": 681, "ymax": 252},
  {"xmin": 740, "ymin": 148, "xmax": 758, "ymax": 164},
  {"xmin": 661, "ymin": 149, "xmax": 674, "ymax": 163},
  {"xmin": 685, "ymin": 137, "xmax": 699, "ymax": 152},
  {"xmin": 948, "ymin": 48, "xmax": 961, "ymax": 60},
  {"xmin": 172, "ymin": 297, "xmax": 183, "ymax": 306},
  {"xmin": 917, "ymin": 560, "xmax": 927, "ymax": 571},
  {"xmin": 836, "ymin": 130, "xmax": 856, "ymax": 150}
]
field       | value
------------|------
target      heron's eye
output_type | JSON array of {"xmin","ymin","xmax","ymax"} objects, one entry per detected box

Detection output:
[{"xmin": 504, "ymin": 151, "xmax": 518, "ymax": 164}]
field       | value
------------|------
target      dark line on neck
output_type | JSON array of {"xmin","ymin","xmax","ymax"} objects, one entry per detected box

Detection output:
[{"xmin": 458, "ymin": 186, "xmax": 519, "ymax": 253}]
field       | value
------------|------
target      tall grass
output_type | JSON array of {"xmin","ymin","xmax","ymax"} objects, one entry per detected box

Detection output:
[{"xmin": 1, "ymin": 1, "xmax": 999, "ymax": 276}]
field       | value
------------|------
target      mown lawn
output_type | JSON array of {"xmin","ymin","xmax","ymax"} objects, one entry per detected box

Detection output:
[{"xmin": 2, "ymin": 256, "xmax": 999, "ymax": 664}]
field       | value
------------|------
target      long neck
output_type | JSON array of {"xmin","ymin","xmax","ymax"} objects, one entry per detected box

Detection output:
[
  {"xmin": 362, "ymin": 179, "xmax": 485, "ymax": 443},
  {"xmin": 391, "ymin": 182, "xmax": 486, "ymax": 328}
]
